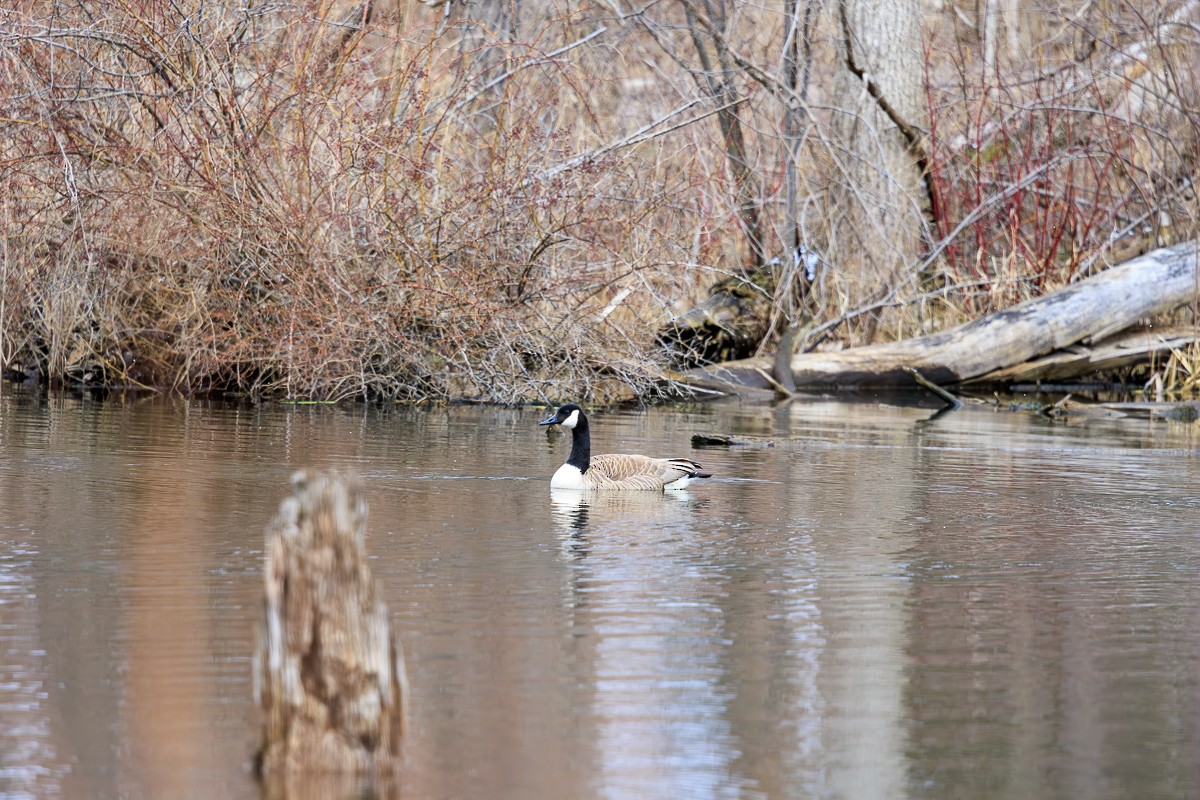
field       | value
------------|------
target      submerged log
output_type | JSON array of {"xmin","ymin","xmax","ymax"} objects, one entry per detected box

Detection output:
[
  {"xmin": 683, "ymin": 240, "xmax": 1200, "ymax": 392},
  {"xmin": 254, "ymin": 471, "xmax": 406, "ymax": 776},
  {"xmin": 691, "ymin": 432, "xmax": 810, "ymax": 447},
  {"xmin": 1003, "ymin": 396, "xmax": 1130, "ymax": 419},
  {"xmin": 1098, "ymin": 401, "xmax": 1200, "ymax": 421}
]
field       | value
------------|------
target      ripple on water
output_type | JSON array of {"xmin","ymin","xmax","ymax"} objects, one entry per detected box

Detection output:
[{"xmin": 0, "ymin": 396, "xmax": 1198, "ymax": 799}]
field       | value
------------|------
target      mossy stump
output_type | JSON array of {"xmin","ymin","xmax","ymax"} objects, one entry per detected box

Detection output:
[{"xmin": 254, "ymin": 471, "xmax": 407, "ymax": 776}]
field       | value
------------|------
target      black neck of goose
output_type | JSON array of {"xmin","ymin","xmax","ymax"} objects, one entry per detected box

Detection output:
[{"xmin": 567, "ymin": 415, "xmax": 591, "ymax": 473}]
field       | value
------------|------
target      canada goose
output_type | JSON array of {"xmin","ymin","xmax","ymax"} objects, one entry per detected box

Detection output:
[{"xmin": 538, "ymin": 403, "xmax": 712, "ymax": 491}]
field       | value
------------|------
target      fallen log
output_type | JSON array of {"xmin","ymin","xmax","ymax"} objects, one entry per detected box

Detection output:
[
  {"xmin": 964, "ymin": 327, "xmax": 1199, "ymax": 383},
  {"xmin": 254, "ymin": 471, "xmax": 407, "ymax": 777},
  {"xmin": 683, "ymin": 240, "xmax": 1200, "ymax": 392}
]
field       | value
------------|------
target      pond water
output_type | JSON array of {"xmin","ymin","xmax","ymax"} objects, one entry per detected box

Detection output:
[{"xmin": 1, "ymin": 389, "xmax": 1198, "ymax": 800}]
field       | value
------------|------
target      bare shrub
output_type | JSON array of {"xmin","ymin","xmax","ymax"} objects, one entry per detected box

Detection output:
[
  {"xmin": 916, "ymin": 0, "xmax": 1200, "ymax": 333},
  {"xmin": 2, "ymin": 0, "xmax": 1198, "ymax": 399},
  {"xmin": 0, "ymin": 1, "xmax": 706, "ymax": 401}
]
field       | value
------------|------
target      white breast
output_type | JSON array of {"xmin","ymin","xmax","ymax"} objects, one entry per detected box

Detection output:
[{"xmin": 550, "ymin": 463, "xmax": 586, "ymax": 490}]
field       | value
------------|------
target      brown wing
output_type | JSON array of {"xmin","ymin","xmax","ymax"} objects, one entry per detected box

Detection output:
[
  {"xmin": 588, "ymin": 454, "xmax": 709, "ymax": 491},
  {"xmin": 590, "ymin": 454, "xmax": 656, "ymax": 480}
]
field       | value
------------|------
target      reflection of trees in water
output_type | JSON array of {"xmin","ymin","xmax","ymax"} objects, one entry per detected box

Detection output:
[
  {"xmin": 901, "ymin": 417, "xmax": 1200, "ymax": 798},
  {"xmin": 549, "ymin": 479, "xmax": 829, "ymax": 798},
  {"xmin": 550, "ymin": 485, "xmax": 750, "ymax": 797},
  {"xmin": 0, "ymin": 545, "xmax": 72, "ymax": 799}
]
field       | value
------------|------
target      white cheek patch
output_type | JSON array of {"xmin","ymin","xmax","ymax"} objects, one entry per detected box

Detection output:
[{"xmin": 560, "ymin": 409, "xmax": 580, "ymax": 429}]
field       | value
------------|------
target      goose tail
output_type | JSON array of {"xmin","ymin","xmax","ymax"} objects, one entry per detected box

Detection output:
[{"xmin": 666, "ymin": 458, "xmax": 713, "ymax": 486}]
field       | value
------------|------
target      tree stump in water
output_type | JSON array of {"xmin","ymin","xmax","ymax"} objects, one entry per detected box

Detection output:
[{"xmin": 254, "ymin": 470, "xmax": 407, "ymax": 776}]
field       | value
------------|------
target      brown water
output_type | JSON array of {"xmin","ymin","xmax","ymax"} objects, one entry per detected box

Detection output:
[{"xmin": 1, "ymin": 390, "xmax": 1199, "ymax": 800}]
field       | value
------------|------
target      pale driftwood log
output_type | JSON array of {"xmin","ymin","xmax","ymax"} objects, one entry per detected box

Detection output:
[
  {"xmin": 964, "ymin": 328, "xmax": 1200, "ymax": 383},
  {"xmin": 683, "ymin": 240, "xmax": 1200, "ymax": 392},
  {"xmin": 254, "ymin": 471, "xmax": 406, "ymax": 777}
]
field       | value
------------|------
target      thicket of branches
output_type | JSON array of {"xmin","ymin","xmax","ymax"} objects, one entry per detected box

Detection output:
[{"xmin": 1, "ymin": 0, "xmax": 1198, "ymax": 401}]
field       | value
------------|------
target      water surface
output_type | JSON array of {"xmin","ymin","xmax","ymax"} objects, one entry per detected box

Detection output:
[{"xmin": 1, "ymin": 390, "xmax": 1198, "ymax": 799}]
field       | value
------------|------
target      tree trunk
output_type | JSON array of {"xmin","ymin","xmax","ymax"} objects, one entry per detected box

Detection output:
[
  {"xmin": 777, "ymin": 0, "xmax": 819, "ymax": 324},
  {"xmin": 682, "ymin": 240, "xmax": 1200, "ymax": 391},
  {"xmin": 830, "ymin": 0, "xmax": 927, "ymax": 312},
  {"xmin": 681, "ymin": 0, "xmax": 767, "ymax": 269}
]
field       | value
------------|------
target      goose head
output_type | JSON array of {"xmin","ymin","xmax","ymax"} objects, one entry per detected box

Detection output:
[{"xmin": 539, "ymin": 403, "xmax": 584, "ymax": 430}]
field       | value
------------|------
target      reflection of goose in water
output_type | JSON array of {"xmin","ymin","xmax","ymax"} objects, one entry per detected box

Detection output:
[
  {"xmin": 539, "ymin": 404, "xmax": 712, "ymax": 491},
  {"xmin": 550, "ymin": 488, "xmax": 697, "ymax": 544},
  {"xmin": 551, "ymin": 489, "xmax": 592, "ymax": 533}
]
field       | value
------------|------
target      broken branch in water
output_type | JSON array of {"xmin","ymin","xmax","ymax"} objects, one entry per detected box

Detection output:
[{"xmin": 903, "ymin": 366, "xmax": 963, "ymax": 409}]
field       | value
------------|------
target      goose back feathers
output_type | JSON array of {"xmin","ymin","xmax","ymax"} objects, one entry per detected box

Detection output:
[{"xmin": 539, "ymin": 403, "xmax": 712, "ymax": 491}]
